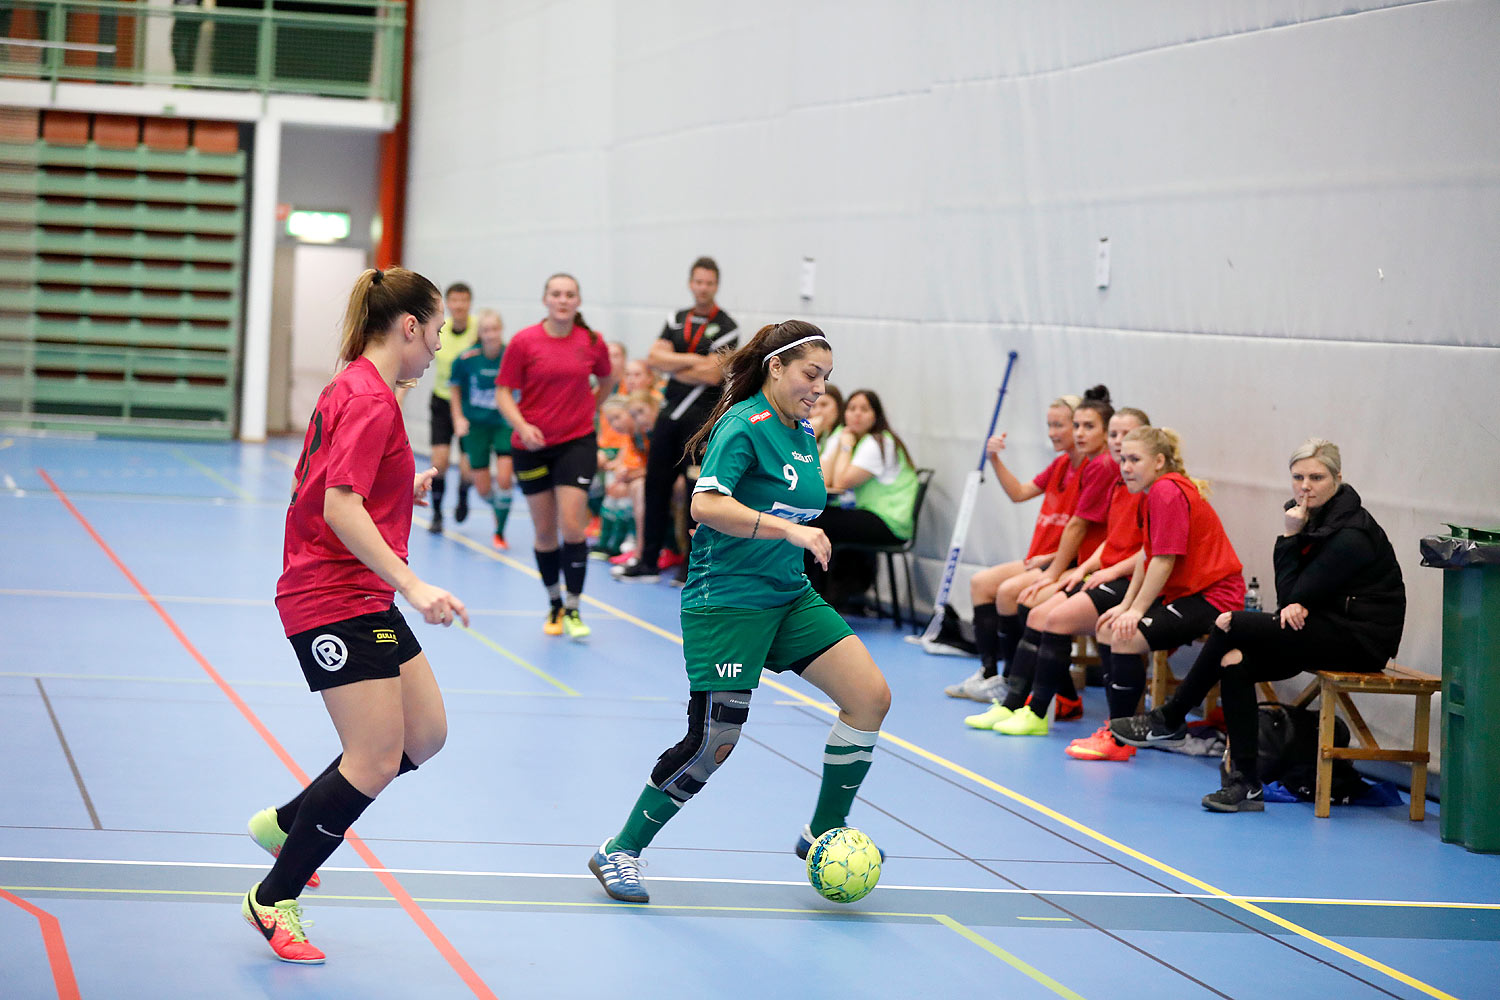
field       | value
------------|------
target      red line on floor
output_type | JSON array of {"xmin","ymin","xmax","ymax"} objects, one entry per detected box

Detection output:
[
  {"xmin": 38, "ymin": 468, "xmax": 499, "ymax": 1000},
  {"xmin": 0, "ymin": 887, "xmax": 81, "ymax": 1000}
]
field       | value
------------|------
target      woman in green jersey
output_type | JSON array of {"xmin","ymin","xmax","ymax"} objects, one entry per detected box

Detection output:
[{"xmin": 588, "ymin": 321, "xmax": 891, "ymax": 904}]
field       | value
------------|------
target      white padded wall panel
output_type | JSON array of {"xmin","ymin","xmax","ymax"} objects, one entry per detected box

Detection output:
[{"xmin": 404, "ymin": 0, "xmax": 1500, "ymax": 763}]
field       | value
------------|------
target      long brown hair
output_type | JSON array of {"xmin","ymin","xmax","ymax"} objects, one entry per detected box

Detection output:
[
  {"xmin": 844, "ymin": 389, "xmax": 913, "ymax": 468},
  {"xmin": 685, "ymin": 319, "xmax": 829, "ymax": 459},
  {"xmin": 338, "ymin": 267, "xmax": 441, "ymax": 365}
]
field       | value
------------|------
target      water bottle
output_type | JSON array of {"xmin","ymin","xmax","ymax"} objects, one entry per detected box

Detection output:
[{"xmin": 1244, "ymin": 576, "xmax": 1261, "ymax": 612}]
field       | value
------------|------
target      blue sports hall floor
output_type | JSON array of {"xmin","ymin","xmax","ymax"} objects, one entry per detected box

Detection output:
[{"xmin": 1, "ymin": 432, "xmax": 1496, "ymax": 1000}]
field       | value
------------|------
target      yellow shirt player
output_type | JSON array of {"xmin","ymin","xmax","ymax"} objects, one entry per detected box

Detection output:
[{"xmin": 426, "ymin": 282, "xmax": 479, "ymax": 532}]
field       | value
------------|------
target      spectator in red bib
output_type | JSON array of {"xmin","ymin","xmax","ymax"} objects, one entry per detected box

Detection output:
[
  {"xmin": 943, "ymin": 389, "xmax": 1097, "ymax": 703},
  {"xmin": 495, "ymin": 272, "xmax": 613, "ymax": 640},
  {"xmin": 1112, "ymin": 437, "xmax": 1405, "ymax": 811},
  {"xmin": 243, "ymin": 266, "xmax": 469, "ymax": 965}
]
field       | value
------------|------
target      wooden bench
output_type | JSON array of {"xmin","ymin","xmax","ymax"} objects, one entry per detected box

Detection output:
[{"xmin": 1289, "ymin": 664, "xmax": 1440, "ymax": 820}]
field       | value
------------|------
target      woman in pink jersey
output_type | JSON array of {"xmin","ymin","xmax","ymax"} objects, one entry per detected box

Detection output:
[
  {"xmin": 242, "ymin": 267, "xmax": 468, "ymax": 965},
  {"xmin": 496, "ymin": 273, "xmax": 613, "ymax": 641}
]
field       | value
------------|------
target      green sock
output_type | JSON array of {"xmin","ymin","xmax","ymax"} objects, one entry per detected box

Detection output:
[
  {"xmin": 608, "ymin": 784, "xmax": 682, "ymax": 854},
  {"xmin": 809, "ymin": 719, "xmax": 879, "ymax": 836},
  {"xmin": 490, "ymin": 490, "xmax": 512, "ymax": 534}
]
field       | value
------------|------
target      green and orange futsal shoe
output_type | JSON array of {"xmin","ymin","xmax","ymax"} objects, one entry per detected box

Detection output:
[
  {"xmin": 248, "ymin": 807, "xmax": 320, "ymax": 889},
  {"xmin": 243, "ymin": 883, "xmax": 324, "ymax": 963}
]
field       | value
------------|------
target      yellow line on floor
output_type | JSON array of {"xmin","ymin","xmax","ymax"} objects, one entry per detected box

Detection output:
[
  {"xmin": 0, "ymin": 438, "xmax": 13, "ymax": 450},
  {"xmin": 933, "ymin": 914, "xmax": 1087, "ymax": 999},
  {"xmin": 169, "ymin": 448, "xmax": 256, "ymax": 502},
  {"xmin": 458, "ymin": 623, "xmax": 579, "ymax": 697},
  {"xmin": 430, "ymin": 514, "xmax": 1458, "ymax": 1000},
  {"xmin": 265, "ymin": 449, "xmax": 297, "ymax": 467},
  {"xmin": 0, "ymin": 883, "xmax": 1084, "ymax": 991}
]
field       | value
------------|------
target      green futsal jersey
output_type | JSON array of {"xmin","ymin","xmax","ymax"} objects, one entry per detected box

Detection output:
[
  {"xmin": 449, "ymin": 346, "xmax": 509, "ymax": 428},
  {"xmin": 683, "ymin": 392, "xmax": 827, "ymax": 610}
]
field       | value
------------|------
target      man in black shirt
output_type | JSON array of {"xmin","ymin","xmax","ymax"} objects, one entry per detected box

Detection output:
[{"xmin": 615, "ymin": 257, "xmax": 738, "ymax": 581}]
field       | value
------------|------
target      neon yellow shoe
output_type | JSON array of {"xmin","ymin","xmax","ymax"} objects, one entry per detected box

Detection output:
[
  {"xmin": 543, "ymin": 606, "xmax": 565, "ymax": 636},
  {"xmin": 243, "ymin": 883, "xmax": 324, "ymax": 964},
  {"xmin": 247, "ymin": 807, "xmax": 319, "ymax": 888},
  {"xmin": 994, "ymin": 705, "xmax": 1049, "ymax": 736},
  {"xmin": 562, "ymin": 609, "xmax": 591, "ymax": 642},
  {"xmin": 964, "ymin": 701, "xmax": 1012, "ymax": 730}
]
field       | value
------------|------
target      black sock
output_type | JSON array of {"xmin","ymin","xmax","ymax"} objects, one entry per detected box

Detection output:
[
  {"xmin": 1055, "ymin": 639, "xmax": 1079, "ymax": 701},
  {"xmin": 1105, "ymin": 651, "xmax": 1146, "ymax": 719},
  {"xmin": 275, "ymin": 754, "xmax": 414, "ymax": 839},
  {"xmin": 536, "ymin": 547, "xmax": 561, "ymax": 590},
  {"xmin": 561, "ymin": 540, "xmax": 589, "ymax": 598},
  {"xmin": 431, "ymin": 475, "xmax": 447, "ymax": 510},
  {"xmin": 257, "ymin": 769, "xmax": 372, "ymax": 905},
  {"xmin": 1026, "ymin": 633, "xmax": 1076, "ymax": 718},
  {"xmin": 973, "ymin": 603, "xmax": 1001, "ymax": 678},
  {"xmin": 995, "ymin": 611, "xmax": 1023, "ymax": 676},
  {"xmin": 276, "ymin": 754, "xmax": 342, "ymax": 832},
  {"xmin": 1220, "ymin": 660, "xmax": 1261, "ymax": 779},
  {"xmin": 1002, "ymin": 628, "xmax": 1042, "ymax": 710}
]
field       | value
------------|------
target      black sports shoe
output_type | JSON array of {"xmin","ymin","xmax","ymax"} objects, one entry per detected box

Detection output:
[
  {"xmin": 427, "ymin": 508, "xmax": 444, "ymax": 534},
  {"xmin": 613, "ymin": 560, "xmax": 660, "ymax": 583},
  {"xmin": 1202, "ymin": 771, "xmax": 1265, "ymax": 812},
  {"xmin": 1109, "ymin": 708, "xmax": 1187, "ymax": 749},
  {"xmin": 454, "ymin": 486, "xmax": 470, "ymax": 523}
]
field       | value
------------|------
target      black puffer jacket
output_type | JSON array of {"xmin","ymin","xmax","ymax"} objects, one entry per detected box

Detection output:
[{"xmin": 1273, "ymin": 484, "xmax": 1405, "ymax": 663}]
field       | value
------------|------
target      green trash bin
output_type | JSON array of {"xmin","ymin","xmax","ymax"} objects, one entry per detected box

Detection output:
[{"xmin": 1421, "ymin": 524, "xmax": 1500, "ymax": 853}]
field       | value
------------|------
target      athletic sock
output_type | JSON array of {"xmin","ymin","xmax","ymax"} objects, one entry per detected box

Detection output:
[
  {"xmin": 562, "ymin": 540, "xmax": 589, "ymax": 597},
  {"xmin": 1024, "ymin": 633, "xmax": 1075, "ymax": 719},
  {"xmin": 490, "ymin": 490, "xmax": 512, "ymax": 535},
  {"xmin": 809, "ymin": 719, "xmax": 879, "ymax": 836},
  {"xmin": 972, "ymin": 603, "xmax": 1001, "ymax": 678},
  {"xmin": 536, "ymin": 548, "xmax": 562, "ymax": 603},
  {"xmin": 257, "ymin": 769, "xmax": 372, "ymax": 905},
  {"xmin": 995, "ymin": 611, "xmax": 1024, "ymax": 676},
  {"xmin": 608, "ymin": 784, "xmax": 682, "ymax": 854},
  {"xmin": 1105, "ymin": 650, "xmax": 1147, "ymax": 719},
  {"xmin": 274, "ymin": 753, "xmax": 414, "ymax": 840},
  {"xmin": 430, "ymin": 475, "xmax": 446, "ymax": 511},
  {"xmin": 1001, "ymin": 628, "xmax": 1042, "ymax": 710}
]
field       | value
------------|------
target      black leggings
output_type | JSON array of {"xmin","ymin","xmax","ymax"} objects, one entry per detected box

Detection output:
[
  {"xmin": 639, "ymin": 410, "xmax": 703, "ymax": 564},
  {"xmin": 1164, "ymin": 610, "xmax": 1385, "ymax": 774},
  {"xmin": 805, "ymin": 507, "xmax": 902, "ymax": 603}
]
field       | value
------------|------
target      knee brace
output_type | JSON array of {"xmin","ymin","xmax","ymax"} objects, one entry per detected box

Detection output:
[{"xmin": 651, "ymin": 689, "xmax": 752, "ymax": 804}]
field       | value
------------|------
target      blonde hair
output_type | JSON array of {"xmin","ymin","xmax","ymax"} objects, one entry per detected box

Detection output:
[
  {"xmin": 1051, "ymin": 394, "xmax": 1082, "ymax": 412},
  {"xmin": 600, "ymin": 396, "xmax": 629, "ymax": 415},
  {"xmin": 338, "ymin": 267, "xmax": 441, "ymax": 367},
  {"xmin": 1289, "ymin": 437, "xmax": 1342, "ymax": 478},
  {"xmin": 1115, "ymin": 406, "xmax": 1150, "ymax": 427},
  {"xmin": 1123, "ymin": 426, "xmax": 1212, "ymax": 497},
  {"xmin": 476, "ymin": 308, "xmax": 503, "ymax": 332},
  {"xmin": 626, "ymin": 388, "xmax": 660, "ymax": 411}
]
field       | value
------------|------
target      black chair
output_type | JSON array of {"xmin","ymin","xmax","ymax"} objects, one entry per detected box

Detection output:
[{"xmin": 830, "ymin": 468, "xmax": 933, "ymax": 632}]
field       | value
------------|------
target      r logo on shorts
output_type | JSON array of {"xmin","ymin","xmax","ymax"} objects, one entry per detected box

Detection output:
[{"xmin": 311, "ymin": 634, "xmax": 348, "ymax": 671}]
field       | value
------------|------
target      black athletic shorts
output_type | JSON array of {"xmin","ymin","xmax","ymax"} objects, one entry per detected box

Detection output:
[
  {"xmin": 288, "ymin": 605, "xmax": 422, "ymax": 693},
  {"xmin": 512, "ymin": 432, "xmax": 598, "ymax": 496},
  {"xmin": 1136, "ymin": 593, "xmax": 1221, "ymax": 651},
  {"xmin": 430, "ymin": 393, "xmax": 455, "ymax": 448},
  {"xmin": 1085, "ymin": 578, "xmax": 1130, "ymax": 615}
]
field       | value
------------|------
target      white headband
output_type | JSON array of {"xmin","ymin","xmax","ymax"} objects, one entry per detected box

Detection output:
[{"xmin": 763, "ymin": 334, "xmax": 830, "ymax": 364}]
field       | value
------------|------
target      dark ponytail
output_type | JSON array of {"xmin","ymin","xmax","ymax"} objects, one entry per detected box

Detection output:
[{"xmin": 684, "ymin": 319, "xmax": 829, "ymax": 460}]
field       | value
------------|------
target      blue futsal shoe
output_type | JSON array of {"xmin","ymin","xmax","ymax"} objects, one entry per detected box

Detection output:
[{"xmin": 589, "ymin": 842, "xmax": 649, "ymax": 903}]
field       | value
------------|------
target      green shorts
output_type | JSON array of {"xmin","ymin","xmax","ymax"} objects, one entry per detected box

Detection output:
[
  {"xmin": 681, "ymin": 587, "xmax": 854, "ymax": 692},
  {"xmin": 461, "ymin": 421, "xmax": 512, "ymax": 468}
]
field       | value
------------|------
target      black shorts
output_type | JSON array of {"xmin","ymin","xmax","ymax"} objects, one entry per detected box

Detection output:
[
  {"xmin": 288, "ymin": 605, "xmax": 422, "ymax": 693},
  {"xmin": 512, "ymin": 432, "xmax": 598, "ymax": 496},
  {"xmin": 1086, "ymin": 578, "xmax": 1130, "ymax": 614},
  {"xmin": 430, "ymin": 393, "xmax": 455, "ymax": 448},
  {"xmin": 1136, "ymin": 593, "xmax": 1221, "ymax": 651}
]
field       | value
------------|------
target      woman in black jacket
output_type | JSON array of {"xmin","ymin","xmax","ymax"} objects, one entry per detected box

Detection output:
[{"xmin": 1111, "ymin": 438, "xmax": 1405, "ymax": 811}]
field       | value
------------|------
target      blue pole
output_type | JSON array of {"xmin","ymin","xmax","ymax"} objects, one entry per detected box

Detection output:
[{"xmin": 977, "ymin": 351, "xmax": 1019, "ymax": 475}]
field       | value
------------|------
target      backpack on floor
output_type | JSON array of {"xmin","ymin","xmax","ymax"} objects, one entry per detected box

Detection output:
[{"xmin": 1246, "ymin": 703, "xmax": 1369, "ymax": 804}]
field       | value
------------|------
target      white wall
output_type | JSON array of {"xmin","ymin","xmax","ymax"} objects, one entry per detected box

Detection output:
[{"xmin": 401, "ymin": 0, "xmax": 1500, "ymax": 765}]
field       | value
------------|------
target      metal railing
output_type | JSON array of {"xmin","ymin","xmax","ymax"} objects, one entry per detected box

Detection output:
[{"xmin": 0, "ymin": 0, "xmax": 407, "ymax": 103}]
